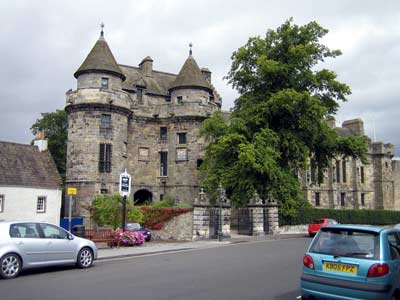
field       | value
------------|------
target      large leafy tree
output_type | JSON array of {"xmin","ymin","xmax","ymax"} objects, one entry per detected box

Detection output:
[
  {"xmin": 31, "ymin": 109, "xmax": 68, "ymax": 181},
  {"xmin": 201, "ymin": 19, "xmax": 367, "ymax": 215}
]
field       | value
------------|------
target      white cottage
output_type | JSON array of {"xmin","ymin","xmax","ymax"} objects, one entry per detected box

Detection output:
[{"xmin": 0, "ymin": 140, "xmax": 62, "ymax": 224}]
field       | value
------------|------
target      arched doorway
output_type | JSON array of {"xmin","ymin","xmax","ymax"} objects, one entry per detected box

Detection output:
[{"xmin": 134, "ymin": 189, "xmax": 153, "ymax": 205}]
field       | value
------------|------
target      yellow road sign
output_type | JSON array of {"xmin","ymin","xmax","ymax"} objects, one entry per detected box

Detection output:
[{"xmin": 67, "ymin": 188, "xmax": 77, "ymax": 195}]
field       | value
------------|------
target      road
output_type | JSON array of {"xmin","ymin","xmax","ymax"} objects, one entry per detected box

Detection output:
[{"xmin": 1, "ymin": 237, "xmax": 311, "ymax": 300}]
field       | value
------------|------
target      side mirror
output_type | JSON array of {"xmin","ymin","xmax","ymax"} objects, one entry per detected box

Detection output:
[{"xmin": 68, "ymin": 234, "xmax": 74, "ymax": 240}]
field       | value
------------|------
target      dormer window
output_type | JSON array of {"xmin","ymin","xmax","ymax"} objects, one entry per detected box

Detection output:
[{"xmin": 101, "ymin": 78, "xmax": 109, "ymax": 89}]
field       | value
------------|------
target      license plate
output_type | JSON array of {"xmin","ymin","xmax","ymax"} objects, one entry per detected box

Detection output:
[{"xmin": 323, "ymin": 261, "xmax": 358, "ymax": 274}]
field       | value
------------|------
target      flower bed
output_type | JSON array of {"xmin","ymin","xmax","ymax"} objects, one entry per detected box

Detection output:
[{"xmin": 114, "ymin": 229, "xmax": 145, "ymax": 247}]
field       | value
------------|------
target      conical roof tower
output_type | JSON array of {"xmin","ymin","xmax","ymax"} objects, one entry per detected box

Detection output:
[
  {"xmin": 169, "ymin": 47, "xmax": 211, "ymax": 93},
  {"xmin": 74, "ymin": 29, "xmax": 125, "ymax": 81}
]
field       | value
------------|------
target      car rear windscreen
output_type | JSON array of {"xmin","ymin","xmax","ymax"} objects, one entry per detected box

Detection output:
[{"xmin": 309, "ymin": 228, "xmax": 380, "ymax": 260}]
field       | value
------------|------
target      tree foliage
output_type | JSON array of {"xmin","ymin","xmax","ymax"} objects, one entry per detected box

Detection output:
[
  {"xmin": 92, "ymin": 194, "xmax": 144, "ymax": 229},
  {"xmin": 31, "ymin": 109, "xmax": 68, "ymax": 181},
  {"xmin": 201, "ymin": 19, "xmax": 367, "ymax": 216}
]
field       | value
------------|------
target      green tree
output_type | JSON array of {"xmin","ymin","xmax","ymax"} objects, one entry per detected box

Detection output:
[
  {"xmin": 92, "ymin": 194, "xmax": 143, "ymax": 229},
  {"xmin": 201, "ymin": 19, "xmax": 367, "ymax": 216},
  {"xmin": 31, "ymin": 109, "xmax": 68, "ymax": 181}
]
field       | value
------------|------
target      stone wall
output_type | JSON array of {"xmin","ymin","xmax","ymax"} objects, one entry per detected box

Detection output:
[{"xmin": 151, "ymin": 210, "xmax": 193, "ymax": 241}]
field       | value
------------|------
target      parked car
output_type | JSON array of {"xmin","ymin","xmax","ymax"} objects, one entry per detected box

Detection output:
[
  {"xmin": 308, "ymin": 218, "xmax": 338, "ymax": 237},
  {"xmin": 125, "ymin": 222, "xmax": 152, "ymax": 242},
  {"xmin": 0, "ymin": 221, "xmax": 97, "ymax": 279},
  {"xmin": 301, "ymin": 224, "xmax": 400, "ymax": 300}
]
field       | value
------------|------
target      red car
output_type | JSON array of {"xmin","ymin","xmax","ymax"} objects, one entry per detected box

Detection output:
[{"xmin": 307, "ymin": 218, "xmax": 337, "ymax": 237}]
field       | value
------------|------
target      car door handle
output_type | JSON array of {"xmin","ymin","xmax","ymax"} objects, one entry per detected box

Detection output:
[
  {"xmin": 47, "ymin": 241, "xmax": 53, "ymax": 245},
  {"xmin": 17, "ymin": 241, "xmax": 24, "ymax": 245}
]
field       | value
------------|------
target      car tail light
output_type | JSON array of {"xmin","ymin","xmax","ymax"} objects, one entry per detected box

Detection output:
[
  {"xmin": 367, "ymin": 263, "xmax": 389, "ymax": 277},
  {"xmin": 303, "ymin": 254, "xmax": 314, "ymax": 269}
]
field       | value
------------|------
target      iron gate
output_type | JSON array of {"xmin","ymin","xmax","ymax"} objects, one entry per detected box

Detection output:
[
  {"xmin": 237, "ymin": 208, "xmax": 252, "ymax": 235},
  {"xmin": 263, "ymin": 207, "xmax": 269, "ymax": 234},
  {"xmin": 209, "ymin": 207, "xmax": 220, "ymax": 239}
]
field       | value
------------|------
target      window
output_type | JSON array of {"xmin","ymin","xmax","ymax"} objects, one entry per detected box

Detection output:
[
  {"xmin": 99, "ymin": 143, "xmax": 112, "ymax": 173},
  {"xmin": 40, "ymin": 223, "xmax": 68, "ymax": 239},
  {"xmin": 315, "ymin": 192, "xmax": 320, "ymax": 207},
  {"xmin": 177, "ymin": 96, "xmax": 183, "ymax": 104},
  {"xmin": 101, "ymin": 77, "xmax": 109, "ymax": 89},
  {"xmin": 0, "ymin": 195, "xmax": 3, "ymax": 213},
  {"xmin": 360, "ymin": 166, "xmax": 365, "ymax": 183},
  {"xmin": 101, "ymin": 114, "xmax": 111, "ymax": 129},
  {"xmin": 197, "ymin": 159, "xmax": 203, "ymax": 170},
  {"xmin": 361, "ymin": 193, "xmax": 365, "ymax": 207},
  {"xmin": 160, "ymin": 194, "xmax": 164, "ymax": 201},
  {"xmin": 177, "ymin": 132, "xmax": 187, "ymax": 144},
  {"xmin": 10, "ymin": 223, "xmax": 40, "ymax": 238},
  {"xmin": 160, "ymin": 127, "xmax": 167, "ymax": 140},
  {"xmin": 137, "ymin": 88, "xmax": 143, "ymax": 105},
  {"xmin": 100, "ymin": 189, "xmax": 108, "ymax": 194},
  {"xmin": 342, "ymin": 160, "xmax": 347, "ymax": 183},
  {"xmin": 340, "ymin": 193, "xmax": 345, "ymax": 207},
  {"xmin": 336, "ymin": 161, "xmax": 340, "ymax": 183},
  {"xmin": 160, "ymin": 152, "xmax": 168, "ymax": 176},
  {"xmin": 37, "ymin": 197, "xmax": 46, "ymax": 213}
]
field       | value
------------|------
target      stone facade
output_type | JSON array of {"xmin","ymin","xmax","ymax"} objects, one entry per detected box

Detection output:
[
  {"xmin": 65, "ymin": 32, "xmax": 221, "ymax": 225},
  {"xmin": 301, "ymin": 118, "xmax": 400, "ymax": 210}
]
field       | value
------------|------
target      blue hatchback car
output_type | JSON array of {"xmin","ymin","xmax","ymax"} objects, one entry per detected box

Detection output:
[{"xmin": 301, "ymin": 224, "xmax": 400, "ymax": 300}]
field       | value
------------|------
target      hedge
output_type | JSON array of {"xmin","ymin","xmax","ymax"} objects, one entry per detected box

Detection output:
[{"xmin": 279, "ymin": 207, "xmax": 400, "ymax": 226}]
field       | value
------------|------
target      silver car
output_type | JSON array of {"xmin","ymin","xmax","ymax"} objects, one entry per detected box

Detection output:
[{"xmin": 0, "ymin": 221, "xmax": 97, "ymax": 279}]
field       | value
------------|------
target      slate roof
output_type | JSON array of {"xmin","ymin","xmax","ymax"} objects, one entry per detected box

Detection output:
[
  {"xmin": 120, "ymin": 65, "xmax": 176, "ymax": 95},
  {"xmin": 169, "ymin": 55, "xmax": 212, "ymax": 92},
  {"xmin": 0, "ymin": 142, "xmax": 62, "ymax": 189},
  {"xmin": 74, "ymin": 36, "xmax": 126, "ymax": 81}
]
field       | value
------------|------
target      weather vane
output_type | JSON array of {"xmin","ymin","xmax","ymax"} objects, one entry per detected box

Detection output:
[
  {"xmin": 100, "ymin": 22, "xmax": 105, "ymax": 37},
  {"xmin": 189, "ymin": 42, "xmax": 193, "ymax": 55}
]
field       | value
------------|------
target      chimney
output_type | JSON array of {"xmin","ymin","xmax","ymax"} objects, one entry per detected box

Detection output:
[
  {"xmin": 139, "ymin": 56, "xmax": 153, "ymax": 77},
  {"xmin": 34, "ymin": 131, "xmax": 48, "ymax": 152},
  {"xmin": 342, "ymin": 119, "xmax": 364, "ymax": 136},
  {"xmin": 201, "ymin": 67, "xmax": 211, "ymax": 83}
]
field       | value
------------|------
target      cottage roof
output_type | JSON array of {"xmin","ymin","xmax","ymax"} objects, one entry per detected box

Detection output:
[
  {"xmin": 169, "ymin": 55, "xmax": 212, "ymax": 92},
  {"xmin": 0, "ymin": 142, "xmax": 62, "ymax": 189},
  {"xmin": 74, "ymin": 34, "xmax": 126, "ymax": 81}
]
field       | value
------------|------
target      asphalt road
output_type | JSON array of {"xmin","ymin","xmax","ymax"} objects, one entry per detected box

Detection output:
[{"xmin": 0, "ymin": 237, "xmax": 311, "ymax": 300}]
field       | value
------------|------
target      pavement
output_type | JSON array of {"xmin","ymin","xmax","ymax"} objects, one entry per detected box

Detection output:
[{"xmin": 96, "ymin": 232, "xmax": 306, "ymax": 260}]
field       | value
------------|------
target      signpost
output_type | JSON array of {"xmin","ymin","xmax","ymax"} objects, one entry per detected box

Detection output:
[
  {"xmin": 67, "ymin": 187, "xmax": 77, "ymax": 232},
  {"xmin": 119, "ymin": 170, "xmax": 131, "ymax": 231}
]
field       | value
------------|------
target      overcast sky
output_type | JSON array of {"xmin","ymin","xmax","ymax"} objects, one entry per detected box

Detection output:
[{"xmin": 1, "ymin": 0, "xmax": 399, "ymax": 155}]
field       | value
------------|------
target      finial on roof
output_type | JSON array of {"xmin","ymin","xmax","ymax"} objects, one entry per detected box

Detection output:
[
  {"xmin": 100, "ymin": 22, "xmax": 105, "ymax": 37},
  {"xmin": 189, "ymin": 42, "xmax": 193, "ymax": 55}
]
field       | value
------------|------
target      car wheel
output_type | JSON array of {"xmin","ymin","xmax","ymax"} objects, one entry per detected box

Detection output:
[
  {"xmin": 0, "ymin": 253, "xmax": 21, "ymax": 279},
  {"xmin": 76, "ymin": 247, "xmax": 93, "ymax": 269}
]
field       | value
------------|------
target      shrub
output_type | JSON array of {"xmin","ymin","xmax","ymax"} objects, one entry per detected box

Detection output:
[{"xmin": 279, "ymin": 207, "xmax": 400, "ymax": 226}]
